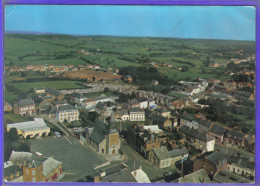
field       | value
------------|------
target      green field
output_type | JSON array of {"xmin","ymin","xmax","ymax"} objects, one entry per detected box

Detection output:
[
  {"xmin": 4, "ymin": 34, "xmax": 255, "ymax": 81},
  {"xmin": 4, "ymin": 80, "xmax": 86, "ymax": 103}
]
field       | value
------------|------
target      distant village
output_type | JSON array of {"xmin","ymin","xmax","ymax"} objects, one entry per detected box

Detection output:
[{"xmin": 4, "ymin": 56, "xmax": 255, "ymax": 183}]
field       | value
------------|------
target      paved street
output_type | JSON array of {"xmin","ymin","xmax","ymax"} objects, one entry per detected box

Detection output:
[
  {"xmin": 30, "ymin": 137, "xmax": 107, "ymax": 182},
  {"xmin": 120, "ymin": 138, "xmax": 179, "ymax": 181}
]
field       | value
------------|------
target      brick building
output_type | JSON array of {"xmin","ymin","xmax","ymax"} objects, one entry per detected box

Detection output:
[
  {"xmin": 45, "ymin": 88, "xmax": 64, "ymax": 101},
  {"xmin": 13, "ymin": 99, "xmax": 35, "ymax": 116}
]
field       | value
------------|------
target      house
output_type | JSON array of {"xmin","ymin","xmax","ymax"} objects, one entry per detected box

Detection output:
[
  {"xmin": 139, "ymin": 98, "xmax": 148, "ymax": 109},
  {"xmin": 149, "ymin": 146, "xmax": 172, "ymax": 168},
  {"xmin": 149, "ymin": 113, "xmax": 172, "ymax": 131},
  {"xmin": 130, "ymin": 99, "xmax": 140, "ymax": 108},
  {"xmin": 38, "ymin": 99, "xmax": 56, "ymax": 117},
  {"xmin": 227, "ymin": 158, "xmax": 255, "ymax": 179},
  {"xmin": 91, "ymin": 163, "xmax": 150, "ymax": 183},
  {"xmin": 174, "ymin": 169, "xmax": 211, "ymax": 183},
  {"xmin": 155, "ymin": 108, "xmax": 171, "ymax": 118},
  {"xmin": 4, "ymin": 101, "xmax": 12, "ymax": 112},
  {"xmin": 129, "ymin": 107, "xmax": 145, "ymax": 121},
  {"xmin": 13, "ymin": 99, "xmax": 35, "ymax": 116},
  {"xmin": 6, "ymin": 118, "xmax": 50, "ymax": 139},
  {"xmin": 114, "ymin": 110, "xmax": 130, "ymax": 121},
  {"xmin": 213, "ymin": 169, "xmax": 253, "ymax": 183},
  {"xmin": 70, "ymin": 92, "xmax": 87, "ymax": 105},
  {"xmin": 82, "ymin": 98, "xmax": 98, "ymax": 109},
  {"xmin": 55, "ymin": 105, "xmax": 79, "ymax": 123},
  {"xmin": 9, "ymin": 151, "xmax": 63, "ymax": 182},
  {"xmin": 4, "ymin": 161, "xmax": 23, "ymax": 182},
  {"xmin": 54, "ymin": 99, "xmax": 68, "ymax": 108},
  {"xmin": 196, "ymin": 118, "xmax": 212, "ymax": 133},
  {"xmin": 193, "ymin": 151, "xmax": 228, "ymax": 178},
  {"xmin": 127, "ymin": 124, "xmax": 161, "ymax": 158},
  {"xmin": 179, "ymin": 126, "xmax": 215, "ymax": 152},
  {"xmin": 86, "ymin": 120, "xmax": 120, "ymax": 155},
  {"xmin": 45, "ymin": 88, "xmax": 64, "ymax": 101},
  {"xmin": 180, "ymin": 114, "xmax": 198, "ymax": 129},
  {"xmin": 224, "ymin": 130, "xmax": 245, "ymax": 147},
  {"xmin": 34, "ymin": 87, "xmax": 45, "ymax": 94},
  {"xmin": 209, "ymin": 124, "xmax": 228, "ymax": 143},
  {"xmin": 168, "ymin": 147, "xmax": 189, "ymax": 166}
]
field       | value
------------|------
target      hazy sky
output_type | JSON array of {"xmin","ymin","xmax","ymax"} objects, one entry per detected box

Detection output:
[{"xmin": 4, "ymin": 5, "xmax": 256, "ymax": 40}]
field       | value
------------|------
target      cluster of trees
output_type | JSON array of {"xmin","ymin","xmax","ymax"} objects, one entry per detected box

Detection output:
[
  {"xmin": 79, "ymin": 111, "xmax": 99, "ymax": 127},
  {"xmin": 119, "ymin": 66, "xmax": 175, "ymax": 94},
  {"xmin": 198, "ymin": 98, "xmax": 254, "ymax": 134},
  {"xmin": 4, "ymin": 128, "xmax": 30, "ymax": 161}
]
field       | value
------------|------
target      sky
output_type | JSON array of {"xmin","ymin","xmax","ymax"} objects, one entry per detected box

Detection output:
[{"xmin": 4, "ymin": 5, "xmax": 256, "ymax": 41}]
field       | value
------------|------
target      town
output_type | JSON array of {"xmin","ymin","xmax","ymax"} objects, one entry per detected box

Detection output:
[{"xmin": 3, "ymin": 34, "xmax": 255, "ymax": 183}]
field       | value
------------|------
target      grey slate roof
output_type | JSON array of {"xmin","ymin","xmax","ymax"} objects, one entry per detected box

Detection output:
[
  {"xmin": 181, "ymin": 113, "xmax": 195, "ymax": 122},
  {"xmin": 214, "ymin": 170, "xmax": 253, "ymax": 183},
  {"xmin": 169, "ymin": 147, "xmax": 188, "ymax": 158},
  {"xmin": 46, "ymin": 88, "xmax": 60, "ymax": 96},
  {"xmin": 131, "ymin": 99, "xmax": 139, "ymax": 105},
  {"xmin": 207, "ymin": 151, "xmax": 227, "ymax": 168},
  {"xmin": 225, "ymin": 130, "xmax": 245, "ymax": 141},
  {"xmin": 153, "ymin": 146, "xmax": 170, "ymax": 160},
  {"xmin": 232, "ymin": 158, "xmax": 255, "ymax": 170},
  {"xmin": 17, "ymin": 99, "xmax": 34, "ymax": 106},
  {"xmin": 179, "ymin": 126, "xmax": 213, "ymax": 142},
  {"xmin": 130, "ymin": 107, "xmax": 144, "ymax": 113},
  {"xmin": 4, "ymin": 164, "xmax": 22, "ymax": 179},
  {"xmin": 89, "ymin": 120, "xmax": 118, "ymax": 144},
  {"xmin": 103, "ymin": 168, "xmax": 137, "ymax": 183},
  {"xmin": 196, "ymin": 118, "xmax": 211, "ymax": 127},
  {"xmin": 175, "ymin": 169, "xmax": 211, "ymax": 183},
  {"xmin": 57, "ymin": 104, "xmax": 77, "ymax": 112},
  {"xmin": 210, "ymin": 124, "xmax": 227, "ymax": 136}
]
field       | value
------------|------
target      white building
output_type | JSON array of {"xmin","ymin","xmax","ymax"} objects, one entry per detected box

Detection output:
[
  {"xmin": 139, "ymin": 99, "xmax": 148, "ymax": 109},
  {"xmin": 129, "ymin": 107, "xmax": 145, "ymax": 121},
  {"xmin": 56, "ymin": 105, "xmax": 79, "ymax": 123}
]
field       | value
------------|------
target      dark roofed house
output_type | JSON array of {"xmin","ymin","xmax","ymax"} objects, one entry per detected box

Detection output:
[
  {"xmin": 45, "ymin": 88, "xmax": 64, "ymax": 100},
  {"xmin": 179, "ymin": 126, "xmax": 214, "ymax": 152},
  {"xmin": 149, "ymin": 146, "xmax": 172, "ymax": 168},
  {"xmin": 213, "ymin": 169, "xmax": 253, "ymax": 183},
  {"xmin": 130, "ymin": 99, "xmax": 140, "ymax": 108},
  {"xmin": 149, "ymin": 113, "xmax": 172, "ymax": 131},
  {"xmin": 227, "ymin": 158, "xmax": 255, "ymax": 180},
  {"xmin": 196, "ymin": 118, "xmax": 212, "ymax": 133},
  {"xmin": 209, "ymin": 124, "xmax": 228, "ymax": 143},
  {"xmin": 55, "ymin": 104, "xmax": 79, "ymax": 123},
  {"xmin": 193, "ymin": 151, "xmax": 228, "ymax": 179},
  {"xmin": 224, "ymin": 130, "xmax": 245, "ymax": 147},
  {"xmin": 4, "ymin": 163, "xmax": 23, "ymax": 182},
  {"xmin": 168, "ymin": 147, "xmax": 189, "ymax": 166},
  {"xmin": 13, "ymin": 99, "xmax": 35, "ymax": 116}
]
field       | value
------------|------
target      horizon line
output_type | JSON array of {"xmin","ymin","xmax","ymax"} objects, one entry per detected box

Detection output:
[{"xmin": 4, "ymin": 30, "xmax": 256, "ymax": 42}]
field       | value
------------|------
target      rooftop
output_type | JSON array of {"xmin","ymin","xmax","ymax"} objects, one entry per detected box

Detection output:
[
  {"xmin": 214, "ymin": 170, "xmax": 253, "ymax": 183},
  {"xmin": 175, "ymin": 169, "xmax": 211, "ymax": 183},
  {"xmin": 153, "ymin": 146, "xmax": 170, "ymax": 160},
  {"xmin": 7, "ymin": 118, "xmax": 50, "ymax": 133},
  {"xmin": 130, "ymin": 107, "xmax": 144, "ymax": 113},
  {"xmin": 210, "ymin": 124, "xmax": 227, "ymax": 136}
]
